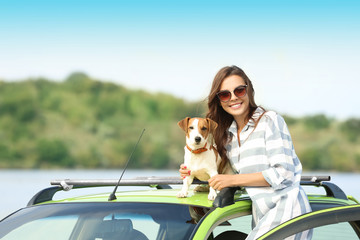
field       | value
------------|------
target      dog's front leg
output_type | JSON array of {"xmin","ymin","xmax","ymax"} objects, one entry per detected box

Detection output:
[
  {"xmin": 177, "ymin": 176, "xmax": 194, "ymax": 198},
  {"xmin": 207, "ymin": 171, "xmax": 218, "ymax": 201}
]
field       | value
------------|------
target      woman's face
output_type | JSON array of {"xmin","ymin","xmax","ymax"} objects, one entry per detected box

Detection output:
[{"xmin": 219, "ymin": 75, "xmax": 250, "ymax": 124}]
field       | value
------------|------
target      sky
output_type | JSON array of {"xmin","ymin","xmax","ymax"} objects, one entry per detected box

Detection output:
[{"xmin": 1, "ymin": 0, "xmax": 359, "ymax": 119}]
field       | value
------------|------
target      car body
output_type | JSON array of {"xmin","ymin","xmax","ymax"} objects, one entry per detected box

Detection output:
[
  {"xmin": 0, "ymin": 176, "xmax": 359, "ymax": 240},
  {"xmin": 258, "ymin": 204, "xmax": 360, "ymax": 240}
]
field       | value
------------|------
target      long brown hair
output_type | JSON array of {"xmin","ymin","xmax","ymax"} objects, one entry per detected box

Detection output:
[{"xmin": 206, "ymin": 65, "xmax": 260, "ymax": 173}]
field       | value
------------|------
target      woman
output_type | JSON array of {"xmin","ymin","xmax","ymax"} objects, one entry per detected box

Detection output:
[{"xmin": 180, "ymin": 66, "xmax": 312, "ymax": 239}]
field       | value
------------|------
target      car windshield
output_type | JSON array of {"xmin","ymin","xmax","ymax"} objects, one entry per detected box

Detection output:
[{"xmin": 0, "ymin": 202, "xmax": 206, "ymax": 240}]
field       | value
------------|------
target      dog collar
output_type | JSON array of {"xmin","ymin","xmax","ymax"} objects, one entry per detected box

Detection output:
[{"xmin": 186, "ymin": 143, "xmax": 208, "ymax": 154}]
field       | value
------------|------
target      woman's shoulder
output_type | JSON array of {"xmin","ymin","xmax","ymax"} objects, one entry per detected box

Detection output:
[
  {"xmin": 254, "ymin": 107, "xmax": 277, "ymax": 121},
  {"xmin": 252, "ymin": 107, "xmax": 289, "ymax": 131},
  {"xmin": 261, "ymin": 110, "xmax": 290, "ymax": 133},
  {"xmin": 263, "ymin": 110, "xmax": 277, "ymax": 118},
  {"xmin": 258, "ymin": 109, "xmax": 287, "ymax": 126}
]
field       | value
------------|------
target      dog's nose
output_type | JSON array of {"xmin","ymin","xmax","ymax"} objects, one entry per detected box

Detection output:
[{"xmin": 195, "ymin": 136, "xmax": 201, "ymax": 143}]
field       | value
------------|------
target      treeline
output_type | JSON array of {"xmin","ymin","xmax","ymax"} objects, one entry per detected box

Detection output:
[
  {"xmin": 0, "ymin": 73, "xmax": 359, "ymax": 171},
  {"xmin": 283, "ymin": 114, "xmax": 360, "ymax": 171},
  {"xmin": 0, "ymin": 73, "xmax": 206, "ymax": 169}
]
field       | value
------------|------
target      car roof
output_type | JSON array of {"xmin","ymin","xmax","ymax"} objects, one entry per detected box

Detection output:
[
  {"xmin": 28, "ymin": 177, "xmax": 223, "ymax": 208},
  {"xmin": 47, "ymin": 188, "xmax": 222, "ymax": 208},
  {"xmin": 28, "ymin": 175, "xmax": 358, "ymax": 210}
]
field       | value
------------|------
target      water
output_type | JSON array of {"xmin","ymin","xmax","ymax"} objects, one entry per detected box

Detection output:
[
  {"xmin": 1, "ymin": 169, "xmax": 359, "ymax": 219},
  {"xmin": 0, "ymin": 169, "xmax": 179, "ymax": 219}
]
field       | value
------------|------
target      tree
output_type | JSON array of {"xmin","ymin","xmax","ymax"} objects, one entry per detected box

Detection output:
[
  {"xmin": 303, "ymin": 114, "xmax": 332, "ymax": 130},
  {"xmin": 340, "ymin": 118, "xmax": 360, "ymax": 142}
]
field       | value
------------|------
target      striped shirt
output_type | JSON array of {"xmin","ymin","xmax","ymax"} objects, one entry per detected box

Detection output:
[{"xmin": 226, "ymin": 107, "xmax": 312, "ymax": 240}]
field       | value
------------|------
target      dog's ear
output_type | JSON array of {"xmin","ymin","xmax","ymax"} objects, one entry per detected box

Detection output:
[
  {"xmin": 206, "ymin": 118, "xmax": 218, "ymax": 133},
  {"xmin": 178, "ymin": 117, "xmax": 190, "ymax": 132}
]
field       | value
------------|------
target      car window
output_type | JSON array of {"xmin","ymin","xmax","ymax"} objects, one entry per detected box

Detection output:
[
  {"xmin": 257, "ymin": 205, "xmax": 360, "ymax": 240},
  {"xmin": 284, "ymin": 221, "xmax": 358, "ymax": 240},
  {"xmin": 1, "ymin": 215, "xmax": 78, "ymax": 240},
  {"xmin": 212, "ymin": 215, "xmax": 358, "ymax": 240},
  {"xmin": 210, "ymin": 214, "xmax": 252, "ymax": 239},
  {"xmin": 309, "ymin": 222, "xmax": 357, "ymax": 239},
  {"xmin": 103, "ymin": 213, "xmax": 160, "ymax": 240},
  {"xmin": 0, "ymin": 203, "xmax": 201, "ymax": 240}
]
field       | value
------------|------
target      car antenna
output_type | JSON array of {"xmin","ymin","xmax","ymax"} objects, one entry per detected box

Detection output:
[{"xmin": 108, "ymin": 128, "xmax": 145, "ymax": 201}]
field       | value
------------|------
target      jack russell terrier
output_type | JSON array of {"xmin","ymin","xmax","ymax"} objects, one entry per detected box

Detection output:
[{"xmin": 177, "ymin": 117, "xmax": 233, "ymax": 200}]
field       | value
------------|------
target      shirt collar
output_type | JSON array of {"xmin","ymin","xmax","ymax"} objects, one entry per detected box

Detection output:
[
  {"xmin": 228, "ymin": 107, "xmax": 265, "ymax": 135},
  {"xmin": 228, "ymin": 121, "xmax": 238, "ymax": 136},
  {"xmin": 250, "ymin": 107, "xmax": 265, "ymax": 126}
]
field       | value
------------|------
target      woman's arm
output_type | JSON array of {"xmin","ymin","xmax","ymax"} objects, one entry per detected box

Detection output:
[
  {"xmin": 180, "ymin": 164, "xmax": 270, "ymax": 190},
  {"xmin": 208, "ymin": 172, "xmax": 270, "ymax": 191}
]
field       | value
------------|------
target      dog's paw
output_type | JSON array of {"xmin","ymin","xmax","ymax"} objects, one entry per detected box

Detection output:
[
  {"xmin": 194, "ymin": 184, "xmax": 210, "ymax": 192},
  {"xmin": 207, "ymin": 191, "xmax": 217, "ymax": 201},
  {"xmin": 176, "ymin": 191, "xmax": 188, "ymax": 198}
]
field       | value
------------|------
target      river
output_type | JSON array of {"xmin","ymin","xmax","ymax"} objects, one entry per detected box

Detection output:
[{"xmin": 1, "ymin": 169, "xmax": 359, "ymax": 219}]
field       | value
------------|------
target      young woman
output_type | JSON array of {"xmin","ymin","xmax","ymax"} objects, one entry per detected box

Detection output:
[{"xmin": 180, "ymin": 66, "xmax": 312, "ymax": 239}]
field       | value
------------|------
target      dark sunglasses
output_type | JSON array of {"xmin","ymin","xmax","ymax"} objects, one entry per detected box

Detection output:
[{"xmin": 216, "ymin": 85, "xmax": 248, "ymax": 102}]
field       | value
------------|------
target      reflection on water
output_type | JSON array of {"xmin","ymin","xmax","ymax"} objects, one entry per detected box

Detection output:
[{"xmin": 1, "ymin": 169, "xmax": 359, "ymax": 219}]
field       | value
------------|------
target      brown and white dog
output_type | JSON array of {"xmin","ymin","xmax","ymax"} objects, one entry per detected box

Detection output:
[{"xmin": 177, "ymin": 117, "xmax": 233, "ymax": 200}]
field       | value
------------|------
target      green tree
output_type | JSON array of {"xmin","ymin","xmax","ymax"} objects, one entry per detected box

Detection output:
[
  {"xmin": 36, "ymin": 139, "xmax": 74, "ymax": 167},
  {"xmin": 0, "ymin": 85, "xmax": 39, "ymax": 122},
  {"xmin": 283, "ymin": 115, "xmax": 298, "ymax": 126},
  {"xmin": 340, "ymin": 118, "xmax": 360, "ymax": 142},
  {"xmin": 303, "ymin": 114, "xmax": 332, "ymax": 130},
  {"xmin": 300, "ymin": 147, "xmax": 333, "ymax": 170}
]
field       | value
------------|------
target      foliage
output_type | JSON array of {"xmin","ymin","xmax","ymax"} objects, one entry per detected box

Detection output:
[
  {"xmin": 0, "ymin": 75, "xmax": 359, "ymax": 171},
  {"xmin": 340, "ymin": 118, "xmax": 360, "ymax": 142},
  {"xmin": 282, "ymin": 115, "xmax": 298, "ymax": 126},
  {"xmin": 36, "ymin": 139, "xmax": 74, "ymax": 168},
  {"xmin": 0, "ymin": 74, "xmax": 204, "ymax": 170},
  {"xmin": 302, "ymin": 114, "xmax": 332, "ymax": 130}
]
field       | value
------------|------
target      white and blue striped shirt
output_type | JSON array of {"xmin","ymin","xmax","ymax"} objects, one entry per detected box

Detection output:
[{"xmin": 226, "ymin": 107, "xmax": 312, "ymax": 240}]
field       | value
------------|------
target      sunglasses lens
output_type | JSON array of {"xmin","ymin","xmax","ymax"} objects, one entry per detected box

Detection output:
[
  {"xmin": 217, "ymin": 85, "xmax": 247, "ymax": 102},
  {"xmin": 234, "ymin": 86, "xmax": 247, "ymax": 97},
  {"xmin": 217, "ymin": 91, "xmax": 231, "ymax": 102}
]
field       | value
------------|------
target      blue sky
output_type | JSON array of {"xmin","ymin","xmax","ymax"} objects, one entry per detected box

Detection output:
[{"xmin": 1, "ymin": 0, "xmax": 359, "ymax": 119}]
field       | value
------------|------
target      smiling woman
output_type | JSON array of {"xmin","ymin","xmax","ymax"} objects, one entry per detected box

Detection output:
[{"xmin": 181, "ymin": 65, "xmax": 313, "ymax": 240}]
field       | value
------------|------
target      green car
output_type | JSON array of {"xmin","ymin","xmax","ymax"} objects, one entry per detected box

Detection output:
[{"xmin": 0, "ymin": 176, "xmax": 359, "ymax": 240}]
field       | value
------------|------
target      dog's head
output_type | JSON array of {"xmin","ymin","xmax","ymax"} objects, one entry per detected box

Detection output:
[{"xmin": 178, "ymin": 117, "xmax": 218, "ymax": 149}]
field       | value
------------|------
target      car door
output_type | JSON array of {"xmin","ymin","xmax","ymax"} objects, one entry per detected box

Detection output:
[{"xmin": 257, "ymin": 205, "xmax": 360, "ymax": 240}]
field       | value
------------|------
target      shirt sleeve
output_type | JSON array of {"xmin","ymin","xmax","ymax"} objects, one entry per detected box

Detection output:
[{"xmin": 261, "ymin": 113, "xmax": 297, "ymax": 190}]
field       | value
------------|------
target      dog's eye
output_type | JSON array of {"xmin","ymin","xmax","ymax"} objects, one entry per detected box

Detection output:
[
  {"xmin": 201, "ymin": 127, "xmax": 207, "ymax": 131},
  {"xmin": 189, "ymin": 126, "xmax": 194, "ymax": 130}
]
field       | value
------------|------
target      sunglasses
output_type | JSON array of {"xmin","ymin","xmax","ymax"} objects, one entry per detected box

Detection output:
[{"xmin": 216, "ymin": 85, "xmax": 248, "ymax": 102}]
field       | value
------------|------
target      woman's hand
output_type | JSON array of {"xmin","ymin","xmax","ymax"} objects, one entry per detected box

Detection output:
[
  {"xmin": 179, "ymin": 164, "xmax": 191, "ymax": 179},
  {"xmin": 208, "ymin": 174, "xmax": 235, "ymax": 191},
  {"xmin": 209, "ymin": 172, "xmax": 270, "ymax": 190}
]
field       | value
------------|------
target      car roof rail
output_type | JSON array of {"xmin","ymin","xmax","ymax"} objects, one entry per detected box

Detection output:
[
  {"xmin": 214, "ymin": 175, "xmax": 348, "ymax": 208},
  {"xmin": 301, "ymin": 181, "xmax": 347, "ymax": 200},
  {"xmin": 27, "ymin": 186, "xmax": 63, "ymax": 206},
  {"xmin": 301, "ymin": 176, "xmax": 331, "ymax": 182},
  {"xmin": 28, "ymin": 177, "xmax": 207, "ymax": 206},
  {"xmin": 298, "ymin": 176, "xmax": 348, "ymax": 200},
  {"xmin": 28, "ymin": 175, "xmax": 344, "ymax": 207}
]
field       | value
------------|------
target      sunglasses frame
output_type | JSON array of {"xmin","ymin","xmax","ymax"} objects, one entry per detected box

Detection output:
[{"xmin": 216, "ymin": 85, "xmax": 248, "ymax": 102}]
